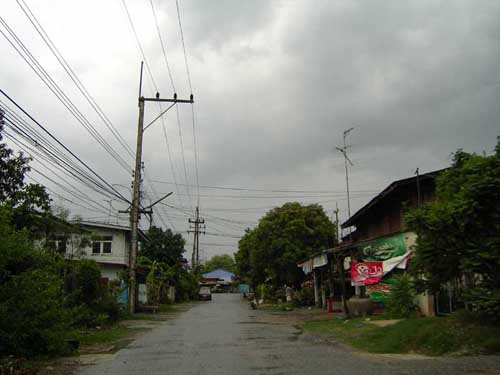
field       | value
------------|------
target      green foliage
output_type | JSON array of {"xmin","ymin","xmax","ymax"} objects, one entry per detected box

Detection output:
[
  {"xmin": 65, "ymin": 259, "xmax": 121, "ymax": 327},
  {"xmin": 386, "ymin": 274, "xmax": 417, "ymax": 318},
  {"xmin": 405, "ymin": 136, "xmax": 500, "ymax": 321},
  {"xmin": 304, "ymin": 314, "xmax": 500, "ymax": 355},
  {"xmin": 175, "ymin": 269, "xmax": 199, "ymax": 301},
  {"xmin": 0, "ymin": 208, "xmax": 74, "ymax": 357},
  {"xmin": 201, "ymin": 254, "xmax": 236, "ymax": 274},
  {"xmin": 292, "ymin": 287, "xmax": 315, "ymax": 307},
  {"xmin": 0, "ymin": 117, "xmax": 30, "ymax": 203},
  {"xmin": 235, "ymin": 203, "xmax": 336, "ymax": 288},
  {"xmin": 140, "ymin": 226, "xmax": 186, "ymax": 266}
]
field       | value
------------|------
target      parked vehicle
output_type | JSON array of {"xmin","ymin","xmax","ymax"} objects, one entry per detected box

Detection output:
[{"xmin": 198, "ymin": 286, "xmax": 212, "ymax": 301}]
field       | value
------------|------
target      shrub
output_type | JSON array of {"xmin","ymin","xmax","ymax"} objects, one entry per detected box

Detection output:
[
  {"xmin": 386, "ymin": 274, "xmax": 418, "ymax": 318},
  {"xmin": 292, "ymin": 287, "xmax": 315, "ymax": 307},
  {"xmin": 175, "ymin": 269, "xmax": 198, "ymax": 301},
  {"xmin": 463, "ymin": 287, "xmax": 500, "ymax": 323},
  {"xmin": 0, "ymin": 266, "xmax": 75, "ymax": 357},
  {"xmin": 65, "ymin": 260, "xmax": 121, "ymax": 327}
]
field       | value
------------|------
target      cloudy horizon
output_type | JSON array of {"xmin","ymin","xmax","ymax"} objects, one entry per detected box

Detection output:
[{"xmin": 1, "ymin": 0, "xmax": 499, "ymax": 260}]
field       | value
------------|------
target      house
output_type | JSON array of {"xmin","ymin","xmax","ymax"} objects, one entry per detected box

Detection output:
[
  {"xmin": 298, "ymin": 169, "xmax": 443, "ymax": 316},
  {"xmin": 201, "ymin": 269, "xmax": 235, "ymax": 291},
  {"xmin": 44, "ymin": 221, "xmax": 146, "ymax": 281}
]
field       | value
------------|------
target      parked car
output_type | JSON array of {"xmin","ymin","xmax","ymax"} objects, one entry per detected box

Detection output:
[{"xmin": 198, "ymin": 286, "xmax": 212, "ymax": 301}]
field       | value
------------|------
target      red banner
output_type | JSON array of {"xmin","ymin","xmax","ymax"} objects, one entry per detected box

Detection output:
[{"xmin": 351, "ymin": 261, "xmax": 383, "ymax": 285}]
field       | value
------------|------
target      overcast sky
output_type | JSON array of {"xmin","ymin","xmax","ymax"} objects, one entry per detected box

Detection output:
[{"xmin": 1, "ymin": 0, "xmax": 499, "ymax": 260}]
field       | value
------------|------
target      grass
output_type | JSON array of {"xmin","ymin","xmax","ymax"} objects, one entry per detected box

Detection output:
[
  {"xmin": 78, "ymin": 324, "xmax": 131, "ymax": 346},
  {"xmin": 304, "ymin": 314, "xmax": 500, "ymax": 356}
]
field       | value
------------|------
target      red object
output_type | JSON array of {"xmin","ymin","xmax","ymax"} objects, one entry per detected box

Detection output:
[
  {"xmin": 327, "ymin": 297, "xmax": 333, "ymax": 313},
  {"xmin": 350, "ymin": 261, "xmax": 383, "ymax": 285}
]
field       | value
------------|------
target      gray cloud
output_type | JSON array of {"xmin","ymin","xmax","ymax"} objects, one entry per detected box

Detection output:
[{"xmin": 1, "ymin": 0, "xmax": 499, "ymax": 259}]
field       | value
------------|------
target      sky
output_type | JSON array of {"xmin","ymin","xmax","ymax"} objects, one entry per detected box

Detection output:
[{"xmin": 1, "ymin": 0, "xmax": 499, "ymax": 260}]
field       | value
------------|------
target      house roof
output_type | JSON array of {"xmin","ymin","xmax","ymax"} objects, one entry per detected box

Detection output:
[
  {"xmin": 341, "ymin": 169, "xmax": 444, "ymax": 228},
  {"xmin": 201, "ymin": 269, "xmax": 235, "ymax": 281},
  {"xmin": 76, "ymin": 221, "xmax": 132, "ymax": 231},
  {"xmin": 73, "ymin": 221, "xmax": 148, "ymax": 240}
]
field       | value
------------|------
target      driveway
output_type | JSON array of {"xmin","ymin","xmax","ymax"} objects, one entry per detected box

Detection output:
[{"xmin": 77, "ymin": 294, "xmax": 500, "ymax": 375}]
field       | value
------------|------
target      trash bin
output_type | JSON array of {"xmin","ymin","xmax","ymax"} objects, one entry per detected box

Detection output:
[{"xmin": 327, "ymin": 297, "xmax": 333, "ymax": 313}]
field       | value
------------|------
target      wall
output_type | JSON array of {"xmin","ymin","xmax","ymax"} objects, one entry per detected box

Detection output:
[
  {"xmin": 353, "ymin": 178, "xmax": 436, "ymax": 241},
  {"xmin": 79, "ymin": 227, "xmax": 129, "ymax": 266},
  {"xmin": 99, "ymin": 263, "xmax": 126, "ymax": 281}
]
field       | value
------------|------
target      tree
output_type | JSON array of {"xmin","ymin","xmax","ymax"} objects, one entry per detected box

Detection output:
[
  {"xmin": 0, "ymin": 206, "xmax": 75, "ymax": 357},
  {"xmin": 0, "ymin": 117, "xmax": 51, "ymax": 231},
  {"xmin": 140, "ymin": 226, "xmax": 186, "ymax": 266},
  {"xmin": 405, "ymin": 136, "xmax": 500, "ymax": 320},
  {"xmin": 201, "ymin": 254, "xmax": 236, "ymax": 274},
  {"xmin": 235, "ymin": 202, "xmax": 336, "ymax": 288}
]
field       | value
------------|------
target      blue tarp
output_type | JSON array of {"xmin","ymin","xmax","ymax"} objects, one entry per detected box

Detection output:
[{"xmin": 202, "ymin": 268, "xmax": 235, "ymax": 283}]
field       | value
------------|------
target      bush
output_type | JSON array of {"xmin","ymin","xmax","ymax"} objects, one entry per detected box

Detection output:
[
  {"xmin": 292, "ymin": 287, "xmax": 315, "ymax": 307},
  {"xmin": 463, "ymin": 287, "xmax": 500, "ymax": 323},
  {"xmin": 0, "ymin": 263, "xmax": 75, "ymax": 357},
  {"xmin": 386, "ymin": 274, "xmax": 418, "ymax": 318},
  {"xmin": 65, "ymin": 260, "xmax": 121, "ymax": 327},
  {"xmin": 175, "ymin": 269, "xmax": 198, "ymax": 301}
]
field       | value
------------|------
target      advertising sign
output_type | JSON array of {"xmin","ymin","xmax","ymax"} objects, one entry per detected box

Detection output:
[
  {"xmin": 350, "ymin": 261, "xmax": 383, "ymax": 285},
  {"xmin": 360, "ymin": 233, "xmax": 406, "ymax": 261}
]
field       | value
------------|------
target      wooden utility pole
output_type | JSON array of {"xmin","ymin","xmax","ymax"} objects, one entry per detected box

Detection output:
[
  {"xmin": 128, "ymin": 62, "xmax": 193, "ymax": 314},
  {"xmin": 188, "ymin": 206, "xmax": 205, "ymax": 269}
]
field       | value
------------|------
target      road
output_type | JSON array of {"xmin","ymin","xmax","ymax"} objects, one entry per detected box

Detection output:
[{"xmin": 78, "ymin": 294, "xmax": 499, "ymax": 375}]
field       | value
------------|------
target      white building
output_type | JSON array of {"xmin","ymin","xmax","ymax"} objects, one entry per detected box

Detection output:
[{"xmin": 44, "ymin": 221, "xmax": 145, "ymax": 281}]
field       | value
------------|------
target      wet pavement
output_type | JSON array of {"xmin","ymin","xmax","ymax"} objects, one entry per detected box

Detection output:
[{"xmin": 77, "ymin": 294, "xmax": 500, "ymax": 375}]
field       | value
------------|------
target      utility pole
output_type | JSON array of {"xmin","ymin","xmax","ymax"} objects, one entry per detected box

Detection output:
[
  {"xmin": 334, "ymin": 202, "xmax": 339, "ymax": 244},
  {"xmin": 415, "ymin": 167, "xmax": 421, "ymax": 207},
  {"xmin": 336, "ymin": 128, "xmax": 354, "ymax": 218},
  {"xmin": 188, "ymin": 206, "xmax": 205, "ymax": 269},
  {"xmin": 126, "ymin": 62, "xmax": 193, "ymax": 314}
]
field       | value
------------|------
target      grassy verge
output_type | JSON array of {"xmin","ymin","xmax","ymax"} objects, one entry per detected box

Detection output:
[
  {"xmin": 304, "ymin": 314, "xmax": 500, "ymax": 356},
  {"xmin": 78, "ymin": 324, "xmax": 132, "ymax": 347}
]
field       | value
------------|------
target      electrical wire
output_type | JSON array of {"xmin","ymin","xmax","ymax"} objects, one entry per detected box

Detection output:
[
  {"xmin": 0, "ymin": 90, "xmax": 129, "ymax": 202},
  {"xmin": 15, "ymin": 0, "xmax": 135, "ymax": 161},
  {"xmin": 0, "ymin": 17, "xmax": 133, "ymax": 174}
]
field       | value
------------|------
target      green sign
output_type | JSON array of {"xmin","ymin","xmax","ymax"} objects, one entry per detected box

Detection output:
[{"xmin": 361, "ymin": 233, "xmax": 406, "ymax": 261}]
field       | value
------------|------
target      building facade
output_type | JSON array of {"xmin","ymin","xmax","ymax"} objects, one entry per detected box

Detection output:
[{"xmin": 43, "ymin": 221, "xmax": 138, "ymax": 281}]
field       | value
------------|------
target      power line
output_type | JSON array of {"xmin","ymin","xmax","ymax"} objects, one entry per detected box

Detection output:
[
  {"xmin": 173, "ymin": 0, "xmax": 200, "ymax": 208},
  {"xmin": 148, "ymin": 0, "xmax": 176, "ymax": 92},
  {"xmin": 15, "ymin": 0, "xmax": 135, "ymax": 161},
  {"xmin": 150, "ymin": 179, "xmax": 378, "ymax": 194},
  {"xmin": 0, "ymin": 16, "xmax": 132, "ymax": 174},
  {"xmin": 0, "ymin": 89, "xmax": 129, "ymax": 203},
  {"xmin": 3, "ymin": 115, "xmax": 118, "ymax": 200},
  {"xmin": 122, "ymin": 0, "xmax": 191, "ymax": 212},
  {"xmin": 3, "ymin": 129, "xmax": 119, "ymax": 213},
  {"xmin": 174, "ymin": 0, "xmax": 193, "ymax": 94}
]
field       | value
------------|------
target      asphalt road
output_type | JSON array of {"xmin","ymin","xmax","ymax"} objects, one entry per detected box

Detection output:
[{"xmin": 78, "ymin": 294, "xmax": 499, "ymax": 375}]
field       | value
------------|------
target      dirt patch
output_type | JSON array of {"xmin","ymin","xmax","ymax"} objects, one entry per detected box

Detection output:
[{"xmin": 367, "ymin": 319, "xmax": 402, "ymax": 328}]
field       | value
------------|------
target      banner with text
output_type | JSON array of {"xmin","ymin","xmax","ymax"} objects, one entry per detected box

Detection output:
[{"xmin": 351, "ymin": 261, "xmax": 384, "ymax": 285}]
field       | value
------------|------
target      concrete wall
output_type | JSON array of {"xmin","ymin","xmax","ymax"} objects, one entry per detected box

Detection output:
[
  {"xmin": 80, "ymin": 229, "xmax": 129, "ymax": 266},
  {"xmin": 99, "ymin": 263, "xmax": 126, "ymax": 281}
]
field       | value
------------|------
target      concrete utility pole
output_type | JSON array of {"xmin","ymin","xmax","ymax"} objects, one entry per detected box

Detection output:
[
  {"xmin": 127, "ymin": 62, "xmax": 193, "ymax": 314},
  {"xmin": 188, "ymin": 206, "xmax": 205, "ymax": 269}
]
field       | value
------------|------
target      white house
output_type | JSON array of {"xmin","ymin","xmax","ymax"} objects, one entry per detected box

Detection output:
[{"xmin": 43, "ymin": 221, "xmax": 145, "ymax": 281}]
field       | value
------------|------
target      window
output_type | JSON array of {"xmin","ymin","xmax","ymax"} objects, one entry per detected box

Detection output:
[
  {"xmin": 91, "ymin": 235, "xmax": 113, "ymax": 255},
  {"xmin": 47, "ymin": 236, "xmax": 67, "ymax": 254}
]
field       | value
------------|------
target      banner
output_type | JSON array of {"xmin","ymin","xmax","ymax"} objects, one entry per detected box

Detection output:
[
  {"xmin": 360, "ymin": 233, "xmax": 406, "ymax": 261},
  {"xmin": 351, "ymin": 261, "xmax": 383, "ymax": 285},
  {"xmin": 312, "ymin": 254, "xmax": 328, "ymax": 268}
]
